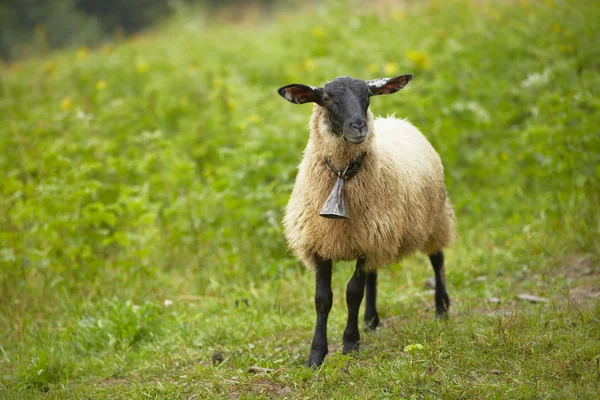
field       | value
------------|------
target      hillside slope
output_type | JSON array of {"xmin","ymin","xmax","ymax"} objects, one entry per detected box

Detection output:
[{"xmin": 1, "ymin": 0, "xmax": 599, "ymax": 398}]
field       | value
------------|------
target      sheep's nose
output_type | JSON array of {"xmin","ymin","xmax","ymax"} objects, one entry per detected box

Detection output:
[{"xmin": 350, "ymin": 121, "xmax": 366, "ymax": 131}]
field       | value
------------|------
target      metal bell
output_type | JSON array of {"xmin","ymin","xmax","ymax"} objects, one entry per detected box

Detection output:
[{"xmin": 319, "ymin": 177, "xmax": 349, "ymax": 219}]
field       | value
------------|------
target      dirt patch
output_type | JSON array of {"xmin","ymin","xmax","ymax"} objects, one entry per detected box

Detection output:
[
  {"xmin": 566, "ymin": 285, "xmax": 600, "ymax": 302},
  {"xmin": 555, "ymin": 253, "xmax": 598, "ymax": 280},
  {"xmin": 227, "ymin": 376, "xmax": 291, "ymax": 400},
  {"xmin": 552, "ymin": 253, "xmax": 600, "ymax": 303},
  {"xmin": 409, "ymin": 253, "xmax": 600, "ymax": 319}
]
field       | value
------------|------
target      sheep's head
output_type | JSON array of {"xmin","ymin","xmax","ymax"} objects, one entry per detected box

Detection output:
[{"xmin": 278, "ymin": 74, "xmax": 412, "ymax": 144}]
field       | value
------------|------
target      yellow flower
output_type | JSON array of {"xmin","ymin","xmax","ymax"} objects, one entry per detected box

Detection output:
[
  {"xmin": 367, "ymin": 63, "xmax": 379, "ymax": 74},
  {"xmin": 136, "ymin": 61, "xmax": 149, "ymax": 74},
  {"xmin": 60, "ymin": 97, "xmax": 72, "ymax": 111},
  {"xmin": 501, "ymin": 152, "xmax": 508, "ymax": 161},
  {"xmin": 227, "ymin": 99, "xmax": 236, "ymax": 110},
  {"xmin": 76, "ymin": 47, "xmax": 88, "ymax": 61},
  {"xmin": 43, "ymin": 61, "xmax": 56, "ymax": 76},
  {"xmin": 304, "ymin": 58, "xmax": 315, "ymax": 72},
  {"xmin": 213, "ymin": 76, "xmax": 224, "ymax": 89},
  {"xmin": 384, "ymin": 62, "xmax": 398, "ymax": 76},
  {"xmin": 313, "ymin": 27, "xmax": 325, "ymax": 38},
  {"xmin": 406, "ymin": 50, "xmax": 431, "ymax": 70},
  {"xmin": 96, "ymin": 80, "xmax": 107, "ymax": 90},
  {"xmin": 238, "ymin": 121, "xmax": 248, "ymax": 130},
  {"xmin": 247, "ymin": 115, "xmax": 261, "ymax": 123},
  {"xmin": 428, "ymin": 0, "xmax": 441, "ymax": 12},
  {"xmin": 552, "ymin": 24, "xmax": 561, "ymax": 33},
  {"xmin": 392, "ymin": 11, "xmax": 405, "ymax": 21}
]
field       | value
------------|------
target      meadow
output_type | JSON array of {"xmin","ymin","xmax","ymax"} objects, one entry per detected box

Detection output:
[{"xmin": 1, "ymin": 0, "xmax": 599, "ymax": 398}]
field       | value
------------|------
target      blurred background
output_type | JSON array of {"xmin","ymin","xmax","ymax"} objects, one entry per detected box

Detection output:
[
  {"xmin": 0, "ymin": 0, "xmax": 301, "ymax": 60},
  {"xmin": 1, "ymin": 0, "xmax": 599, "ymax": 397}
]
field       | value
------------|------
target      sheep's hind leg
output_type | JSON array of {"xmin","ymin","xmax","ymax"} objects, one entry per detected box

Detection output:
[
  {"xmin": 307, "ymin": 255, "xmax": 333, "ymax": 368},
  {"xmin": 342, "ymin": 257, "xmax": 367, "ymax": 354},
  {"xmin": 429, "ymin": 251, "xmax": 450, "ymax": 318},
  {"xmin": 364, "ymin": 270, "xmax": 380, "ymax": 331}
]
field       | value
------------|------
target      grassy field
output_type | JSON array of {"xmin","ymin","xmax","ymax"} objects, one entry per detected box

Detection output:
[{"xmin": 1, "ymin": 0, "xmax": 599, "ymax": 398}]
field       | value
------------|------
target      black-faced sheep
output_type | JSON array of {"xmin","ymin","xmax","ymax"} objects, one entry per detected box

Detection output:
[{"xmin": 277, "ymin": 75, "xmax": 455, "ymax": 367}]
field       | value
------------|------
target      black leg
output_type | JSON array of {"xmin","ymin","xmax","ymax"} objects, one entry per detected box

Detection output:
[
  {"xmin": 429, "ymin": 251, "xmax": 450, "ymax": 318},
  {"xmin": 342, "ymin": 257, "xmax": 367, "ymax": 354},
  {"xmin": 364, "ymin": 270, "xmax": 380, "ymax": 330},
  {"xmin": 307, "ymin": 255, "xmax": 333, "ymax": 368}
]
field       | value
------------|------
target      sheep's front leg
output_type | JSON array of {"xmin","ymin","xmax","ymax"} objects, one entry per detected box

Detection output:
[
  {"xmin": 429, "ymin": 251, "xmax": 450, "ymax": 318},
  {"xmin": 342, "ymin": 257, "xmax": 367, "ymax": 354},
  {"xmin": 307, "ymin": 255, "xmax": 333, "ymax": 368},
  {"xmin": 364, "ymin": 270, "xmax": 380, "ymax": 330}
]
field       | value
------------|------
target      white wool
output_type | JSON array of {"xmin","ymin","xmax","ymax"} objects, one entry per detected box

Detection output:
[{"xmin": 283, "ymin": 106, "xmax": 455, "ymax": 270}]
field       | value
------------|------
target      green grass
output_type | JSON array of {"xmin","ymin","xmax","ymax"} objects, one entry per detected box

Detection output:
[{"xmin": 1, "ymin": 0, "xmax": 599, "ymax": 398}]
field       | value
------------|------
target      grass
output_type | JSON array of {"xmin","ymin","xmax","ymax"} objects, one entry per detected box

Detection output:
[{"xmin": 1, "ymin": 0, "xmax": 599, "ymax": 398}]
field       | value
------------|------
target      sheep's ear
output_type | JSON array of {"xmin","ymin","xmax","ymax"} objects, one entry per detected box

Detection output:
[
  {"xmin": 278, "ymin": 84, "xmax": 323, "ymax": 105},
  {"xmin": 367, "ymin": 74, "xmax": 413, "ymax": 96}
]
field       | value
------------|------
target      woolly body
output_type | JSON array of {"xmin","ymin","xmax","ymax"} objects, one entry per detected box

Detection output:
[{"xmin": 283, "ymin": 105, "xmax": 455, "ymax": 271}]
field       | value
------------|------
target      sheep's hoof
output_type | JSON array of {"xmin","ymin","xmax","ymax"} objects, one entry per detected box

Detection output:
[
  {"xmin": 306, "ymin": 350, "xmax": 327, "ymax": 368},
  {"xmin": 364, "ymin": 315, "xmax": 380, "ymax": 331},
  {"xmin": 342, "ymin": 341, "xmax": 360, "ymax": 355},
  {"xmin": 435, "ymin": 293, "xmax": 450, "ymax": 319},
  {"xmin": 436, "ymin": 311, "xmax": 449, "ymax": 320}
]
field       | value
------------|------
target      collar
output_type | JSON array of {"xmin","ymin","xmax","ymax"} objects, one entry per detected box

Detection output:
[{"xmin": 324, "ymin": 152, "xmax": 366, "ymax": 180}]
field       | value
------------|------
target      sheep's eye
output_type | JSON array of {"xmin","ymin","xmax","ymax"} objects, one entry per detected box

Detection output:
[{"xmin": 324, "ymin": 96, "xmax": 333, "ymax": 105}]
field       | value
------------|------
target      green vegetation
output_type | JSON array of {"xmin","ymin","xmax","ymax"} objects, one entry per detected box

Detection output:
[{"xmin": 1, "ymin": 0, "xmax": 599, "ymax": 398}]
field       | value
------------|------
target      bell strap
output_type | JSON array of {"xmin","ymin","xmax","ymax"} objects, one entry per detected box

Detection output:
[{"xmin": 324, "ymin": 152, "xmax": 366, "ymax": 180}]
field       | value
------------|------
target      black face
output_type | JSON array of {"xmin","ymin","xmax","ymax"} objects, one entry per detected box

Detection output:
[
  {"xmin": 278, "ymin": 74, "xmax": 413, "ymax": 145},
  {"xmin": 321, "ymin": 77, "xmax": 371, "ymax": 144}
]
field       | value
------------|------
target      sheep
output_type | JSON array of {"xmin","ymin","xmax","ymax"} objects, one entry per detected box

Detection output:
[{"xmin": 277, "ymin": 74, "xmax": 455, "ymax": 367}]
